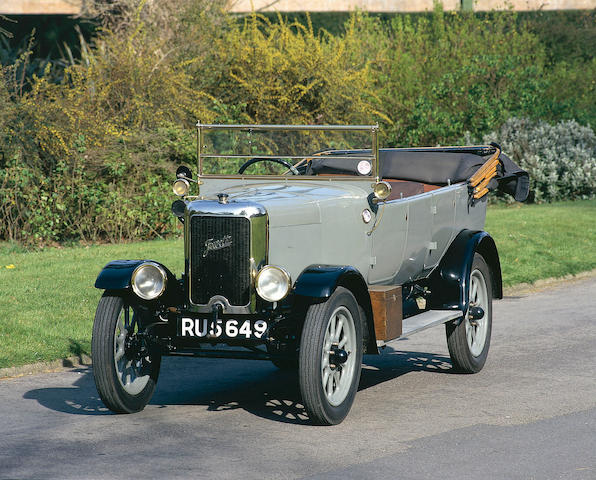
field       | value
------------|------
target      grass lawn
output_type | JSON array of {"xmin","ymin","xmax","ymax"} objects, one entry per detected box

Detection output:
[
  {"xmin": 1, "ymin": 199, "xmax": 595, "ymax": 369},
  {"xmin": 485, "ymin": 199, "xmax": 596, "ymax": 286},
  {"xmin": 0, "ymin": 238, "xmax": 184, "ymax": 369}
]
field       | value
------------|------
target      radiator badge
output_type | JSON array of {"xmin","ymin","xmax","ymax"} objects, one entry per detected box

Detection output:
[{"xmin": 203, "ymin": 235, "xmax": 233, "ymax": 257}]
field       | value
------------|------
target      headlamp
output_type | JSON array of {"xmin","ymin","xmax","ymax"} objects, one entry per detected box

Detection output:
[
  {"xmin": 255, "ymin": 265, "xmax": 291, "ymax": 303},
  {"xmin": 173, "ymin": 178, "xmax": 190, "ymax": 197},
  {"xmin": 131, "ymin": 262, "xmax": 167, "ymax": 300}
]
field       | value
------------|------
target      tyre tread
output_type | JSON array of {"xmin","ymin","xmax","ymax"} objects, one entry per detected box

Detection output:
[
  {"xmin": 299, "ymin": 287, "xmax": 363, "ymax": 425},
  {"xmin": 92, "ymin": 294, "xmax": 159, "ymax": 413},
  {"xmin": 446, "ymin": 254, "xmax": 492, "ymax": 374}
]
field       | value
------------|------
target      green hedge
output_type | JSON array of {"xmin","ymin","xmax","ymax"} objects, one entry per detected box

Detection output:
[
  {"xmin": 262, "ymin": 10, "xmax": 596, "ymax": 63},
  {"xmin": 1, "ymin": 3, "xmax": 594, "ymax": 244}
]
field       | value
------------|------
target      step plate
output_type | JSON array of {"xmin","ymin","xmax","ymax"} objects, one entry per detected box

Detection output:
[{"xmin": 401, "ymin": 310, "xmax": 463, "ymax": 337}]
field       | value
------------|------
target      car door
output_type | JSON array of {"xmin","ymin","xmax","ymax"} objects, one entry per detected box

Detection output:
[{"xmin": 368, "ymin": 199, "xmax": 408, "ymax": 285}]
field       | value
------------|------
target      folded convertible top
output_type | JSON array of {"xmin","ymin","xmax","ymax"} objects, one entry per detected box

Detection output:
[{"xmin": 308, "ymin": 147, "xmax": 530, "ymax": 202}]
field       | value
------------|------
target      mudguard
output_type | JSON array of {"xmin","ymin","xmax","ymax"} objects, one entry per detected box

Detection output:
[
  {"xmin": 293, "ymin": 265, "xmax": 366, "ymax": 299},
  {"xmin": 293, "ymin": 265, "xmax": 377, "ymax": 354},
  {"xmin": 429, "ymin": 230, "xmax": 503, "ymax": 314},
  {"xmin": 95, "ymin": 260, "xmax": 181, "ymax": 303},
  {"xmin": 95, "ymin": 260, "xmax": 148, "ymax": 290}
]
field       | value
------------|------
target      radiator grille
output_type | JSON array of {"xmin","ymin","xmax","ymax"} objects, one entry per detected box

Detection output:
[{"xmin": 190, "ymin": 216, "xmax": 251, "ymax": 306}]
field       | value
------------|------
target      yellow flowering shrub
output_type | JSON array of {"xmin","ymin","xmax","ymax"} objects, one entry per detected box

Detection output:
[
  {"xmin": 206, "ymin": 14, "xmax": 385, "ymax": 126},
  {"xmin": 0, "ymin": 2, "xmax": 593, "ymax": 244},
  {"xmin": 0, "ymin": 8, "xmax": 215, "ymax": 244}
]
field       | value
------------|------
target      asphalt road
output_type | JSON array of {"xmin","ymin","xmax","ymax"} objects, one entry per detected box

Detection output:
[{"xmin": 1, "ymin": 276, "xmax": 595, "ymax": 480}]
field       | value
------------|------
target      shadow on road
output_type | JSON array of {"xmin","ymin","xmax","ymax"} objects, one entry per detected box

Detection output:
[
  {"xmin": 360, "ymin": 346, "xmax": 453, "ymax": 390},
  {"xmin": 23, "ymin": 367, "xmax": 111, "ymax": 416},
  {"xmin": 22, "ymin": 348, "xmax": 452, "ymax": 424}
]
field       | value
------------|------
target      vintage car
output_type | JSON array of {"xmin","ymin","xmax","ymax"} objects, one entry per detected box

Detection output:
[{"xmin": 92, "ymin": 124, "xmax": 529, "ymax": 425}]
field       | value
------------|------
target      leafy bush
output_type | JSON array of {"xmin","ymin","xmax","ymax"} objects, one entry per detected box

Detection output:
[
  {"xmin": 0, "ymin": 1, "xmax": 217, "ymax": 244},
  {"xmin": 543, "ymin": 58, "xmax": 596, "ymax": 128},
  {"xmin": 0, "ymin": 124, "xmax": 193, "ymax": 243},
  {"xmin": 266, "ymin": 9, "xmax": 596, "ymax": 65},
  {"xmin": 264, "ymin": 9, "xmax": 595, "ymax": 142},
  {"xmin": 521, "ymin": 10, "xmax": 595, "ymax": 64},
  {"xmin": 345, "ymin": 8, "xmax": 551, "ymax": 146},
  {"xmin": 1, "ymin": 3, "xmax": 595, "ymax": 245},
  {"xmin": 0, "ymin": 5, "xmax": 384, "ymax": 244},
  {"xmin": 203, "ymin": 14, "xmax": 383, "ymax": 126},
  {"xmin": 476, "ymin": 118, "xmax": 596, "ymax": 203}
]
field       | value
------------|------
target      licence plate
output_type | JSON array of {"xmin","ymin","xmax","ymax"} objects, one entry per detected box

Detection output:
[{"xmin": 179, "ymin": 317, "xmax": 268, "ymax": 339}]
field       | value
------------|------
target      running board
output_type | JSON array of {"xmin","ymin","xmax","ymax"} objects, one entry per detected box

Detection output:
[{"xmin": 401, "ymin": 310, "xmax": 463, "ymax": 337}]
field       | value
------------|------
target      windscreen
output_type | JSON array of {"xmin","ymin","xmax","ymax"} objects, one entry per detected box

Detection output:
[{"xmin": 197, "ymin": 125, "xmax": 377, "ymax": 177}]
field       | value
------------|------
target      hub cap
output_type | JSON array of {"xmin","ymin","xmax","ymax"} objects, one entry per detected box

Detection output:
[
  {"xmin": 466, "ymin": 269, "xmax": 489, "ymax": 357},
  {"xmin": 321, "ymin": 306, "xmax": 356, "ymax": 406},
  {"xmin": 114, "ymin": 306, "xmax": 150, "ymax": 395}
]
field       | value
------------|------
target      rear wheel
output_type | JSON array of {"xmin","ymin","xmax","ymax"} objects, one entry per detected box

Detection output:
[
  {"xmin": 92, "ymin": 294, "xmax": 161, "ymax": 413},
  {"xmin": 299, "ymin": 287, "xmax": 363, "ymax": 425},
  {"xmin": 446, "ymin": 253, "xmax": 492, "ymax": 373}
]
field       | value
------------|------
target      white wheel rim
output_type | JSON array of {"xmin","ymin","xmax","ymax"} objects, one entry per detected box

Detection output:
[
  {"xmin": 465, "ymin": 269, "xmax": 489, "ymax": 357},
  {"xmin": 114, "ymin": 307, "xmax": 150, "ymax": 395},
  {"xmin": 321, "ymin": 306, "xmax": 357, "ymax": 407}
]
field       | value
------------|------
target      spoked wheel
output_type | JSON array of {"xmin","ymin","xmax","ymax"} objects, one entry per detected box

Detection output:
[
  {"xmin": 446, "ymin": 253, "xmax": 492, "ymax": 373},
  {"xmin": 92, "ymin": 294, "xmax": 161, "ymax": 413},
  {"xmin": 299, "ymin": 287, "xmax": 363, "ymax": 425}
]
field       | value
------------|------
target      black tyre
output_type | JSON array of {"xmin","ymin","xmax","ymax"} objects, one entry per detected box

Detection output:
[
  {"xmin": 299, "ymin": 287, "xmax": 363, "ymax": 425},
  {"xmin": 445, "ymin": 253, "xmax": 492, "ymax": 373},
  {"xmin": 92, "ymin": 294, "xmax": 161, "ymax": 413}
]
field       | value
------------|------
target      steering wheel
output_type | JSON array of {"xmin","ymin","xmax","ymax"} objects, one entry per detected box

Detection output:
[{"xmin": 238, "ymin": 157, "xmax": 300, "ymax": 175}]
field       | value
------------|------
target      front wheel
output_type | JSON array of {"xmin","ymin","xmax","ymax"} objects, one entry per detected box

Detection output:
[
  {"xmin": 445, "ymin": 253, "xmax": 492, "ymax": 373},
  {"xmin": 92, "ymin": 294, "xmax": 161, "ymax": 413},
  {"xmin": 299, "ymin": 287, "xmax": 363, "ymax": 425}
]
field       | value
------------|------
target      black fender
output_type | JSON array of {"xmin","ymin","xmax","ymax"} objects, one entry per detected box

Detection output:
[
  {"xmin": 429, "ymin": 230, "xmax": 503, "ymax": 314},
  {"xmin": 293, "ymin": 265, "xmax": 377, "ymax": 354},
  {"xmin": 95, "ymin": 259, "xmax": 182, "ymax": 304}
]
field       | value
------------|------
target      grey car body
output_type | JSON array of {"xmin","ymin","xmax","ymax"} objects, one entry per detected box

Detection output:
[
  {"xmin": 193, "ymin": 178, "xmax": 484, "ymax": 287},
  {"xmin": 92, "ymin": 124, "xmax": 529, "ymax": 425}
]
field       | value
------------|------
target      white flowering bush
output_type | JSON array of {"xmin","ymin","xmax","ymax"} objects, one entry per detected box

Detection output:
[{"xmin": 474, "ymin": 118, "xmax": 596, "ymax": 203}]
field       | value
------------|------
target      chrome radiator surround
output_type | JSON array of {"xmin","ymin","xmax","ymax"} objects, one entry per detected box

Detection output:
[{"xmin": 185, "ymin": 200, "xmax": 268, "ymax": 314}]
